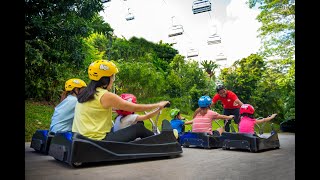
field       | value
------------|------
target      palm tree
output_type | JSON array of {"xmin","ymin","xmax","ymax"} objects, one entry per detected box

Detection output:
[{"xmin": 200, "ymin": 60, "xmax": 219, "ymax": 79}]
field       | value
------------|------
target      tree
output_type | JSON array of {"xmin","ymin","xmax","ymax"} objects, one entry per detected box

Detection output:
[
  {"xmin": 200, "ymin": 60, "xmax": 219, "ymax": 79},
  {"xmin": 166, "ymin": 55, "xmax": 209, "ymax": 111},
  {"xmin": 220, "ymin": 54, "xmax": 266, "ymax": 104},
  {"xmin": 248, "ymin": 0, "xmax": 295, "ymax": 60},
  {"xmin": 25, "ymin": 0, "xmax": 112, "ymax": 101},
  {"xmin": 248, "ymin": 0, "xmax": 295, "ymax": 120}
]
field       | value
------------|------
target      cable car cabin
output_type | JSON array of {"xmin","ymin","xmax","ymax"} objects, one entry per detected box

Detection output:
[
  {"xmin": 125, "ymin": 13, "xmax": 134, "ymax": 21},
  {"xmin": 207, "ymin": 34, "xmax": 221, "ymax": 45},
  {"xmin": 216, "ymin": 53, "xmax": 227, "ymax": 61},
  {"xmin": 168, "ymin": 25, "xmax": 184, "ymax": 37},
  {"xmin": 192, "ymin": 0, "xmax": 212, "ymax": 14},
  {"xmin": 187, "ymin": 49, "xmax": 199, "ymax": 58}
]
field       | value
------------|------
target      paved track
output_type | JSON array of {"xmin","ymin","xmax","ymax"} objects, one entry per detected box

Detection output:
[{"xmin": 25, "ymin": 133, "xmax": 295, "ymax": 180}]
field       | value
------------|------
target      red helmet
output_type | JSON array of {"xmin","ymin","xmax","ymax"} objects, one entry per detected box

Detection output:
[
  {"xmin": 240, "ymin": 104, "xmax": 255, "ymax": 115},
  {"xmin": 115, "ymin": 94, "xmax": 137, "ymax": 116}
]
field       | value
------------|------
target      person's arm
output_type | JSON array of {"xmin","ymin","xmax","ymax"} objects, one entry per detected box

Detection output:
[
  {"xmin": 228, "ymin": 91, "xmax": 243, "ymax": 107},
  {"xmin": 216, "ymin": 114, "xmax": 234, "ymax": 120},
  {"xmin": 101, "ymin": 91, "xmax": 169, "ymax": 112},
  {"xmin": 184, "ymin": 120, "xmax": 193, "ymax": 125},
  {"xmin": 255, "ymin": 114, "xmax": 277, "ymax": 124},
  {"xmin": 210, "ymin": 102, "xmax": 216, "ymax": 109},
  {"xmin": 210, "ymin": 94, "xmax": 219, "ymax": 108},
  {"xmin": 234, "ymin": 99, "xmax": 243, "ymax": 106},
  {"xmin": 136, "ymin": 107, "xmax": 162, "ymax": 121}
]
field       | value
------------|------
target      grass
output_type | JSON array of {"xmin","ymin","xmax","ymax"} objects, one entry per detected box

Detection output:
[
  {"xmin": 25, "ymin": 100, "xmax": 281, "ymax": 142},
  {"xmin": 25, "ymin": 100, "xmax": 55, "ymax": 142}
]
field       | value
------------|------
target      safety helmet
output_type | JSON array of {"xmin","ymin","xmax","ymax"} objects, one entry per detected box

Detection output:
[
  {"xmin": 216, "ymin": 84, "xmax": 225, "ymax": 92},
  {"xmin": 115, "ymin": 93, "xmax": 137, "ymax": 116},
  {"xmin": 198, "ymin": 96, "xmax": 212, "ymax": 108},
  {"xmin": 88, "ymin": 60, "xmax": 119, "ymax": 81},
  {"xmin": 65, "ymin": 78, "xmax": 87, "ymax": 91},
  {"xmin": 170, "ymin": 108, "xmax": 180, "ymax": 118},
  {"xmin": 240, "ymin": 104, "xmax": 255, "ymax": 115}
]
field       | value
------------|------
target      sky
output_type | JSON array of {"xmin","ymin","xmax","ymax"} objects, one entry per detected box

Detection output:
[{"xmin": 99, "ymin": 0, "xmax": 262, "ymax": 68}]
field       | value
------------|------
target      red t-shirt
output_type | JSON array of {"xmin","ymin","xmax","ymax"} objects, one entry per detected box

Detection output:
[{"xmin": 212, "ymin": 90, "xmax": 241, "ymax": 109}]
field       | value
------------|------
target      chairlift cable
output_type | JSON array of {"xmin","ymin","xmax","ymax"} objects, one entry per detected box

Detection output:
[{"xmin": 207, "ymin": 10, "xmax": 212, "ymax": 21}]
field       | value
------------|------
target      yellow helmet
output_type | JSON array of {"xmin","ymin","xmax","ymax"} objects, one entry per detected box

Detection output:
[
  {"xmin": 65, "ymin": 78, "xmax": 87, "ymax": 91},
  {"xmin": 88, "ymin": 60, "xmax": 119, "ymax": 81}
]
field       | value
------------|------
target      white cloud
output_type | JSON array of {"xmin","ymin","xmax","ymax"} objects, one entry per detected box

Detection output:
[{"xmin": 222, "ymin": 0, "xmax": 262, "ymax": 65}]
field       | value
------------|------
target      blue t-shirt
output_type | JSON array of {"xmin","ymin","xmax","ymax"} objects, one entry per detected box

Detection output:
[
  {"xmin": 49, "ymin": 95, "xmax": 77, "ymax": 133},
  {"xmin": 170, "ymin": 119, "xmax": 185, "ymax": 134}
]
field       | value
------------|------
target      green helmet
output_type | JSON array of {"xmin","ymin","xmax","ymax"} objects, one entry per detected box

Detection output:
[{"xmin": 170, "ymin": 108, "xmax": 180, "ymax": 118}]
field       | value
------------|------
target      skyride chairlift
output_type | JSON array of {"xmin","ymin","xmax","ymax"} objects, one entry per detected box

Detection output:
[
  {"xmin": 170, "ymin": 37, "xmax": 177, "ymax": 45},
  {"xmin": 215, "ymin": 52, "xmax": 227, "ymax": 61},
  {"xmin": 125, "ymin": 8, "xmax": 134, "ymax": 21},
  {"xmin": 186, "ymin": 48, "xmax": 199, "ymax": 58},
  {"xmin": 207, "ymin": 24, "xmax": 221, "ymax": 45},
  {"xmin": 192, "ymin": 0, "xmax": 212, "ymax": 14},
  {"xmin": 168, "ymin": 16, "xmax": 184, "ymax": 37},
  {"xmin": 207, "ymin": 34, "xmax": 221, "ymax": 45},
  {"xmin": 168, "ymin": 25, "xmax": 184, "ymax": 37}
]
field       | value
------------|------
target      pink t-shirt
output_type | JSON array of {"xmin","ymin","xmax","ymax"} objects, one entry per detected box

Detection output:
[
  {"xmin": 239, "ymin": 116, "xmax": 256, "ymax": 134},
  {"xmin": 192, "ymin": 110, "xmax": 219, "ymax": 135}
]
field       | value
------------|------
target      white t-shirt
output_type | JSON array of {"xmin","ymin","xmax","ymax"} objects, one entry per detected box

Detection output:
[{"xmin": 113, "ymin": 114, "xmax": 139, "ymax": 132}]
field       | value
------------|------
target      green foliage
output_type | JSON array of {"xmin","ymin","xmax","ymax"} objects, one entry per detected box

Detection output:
[
  {"xmin": 25, "ymin": 40, "xmax": 89, "ymax": 102},
  {"xmin": 248, "ymin": 0, "xmax": 295, "ymax": 60},
  {"xmin": 218, "ymin": 52, "xmax": 293, "ymax": 122},
  {"xmin": 25, "ymin": 100, "xmax": 54, "ymax": 142},
  {"xmin": 200, "ymin": 60, "xmax": 219, "ymax": 77},
  {"xmin": 115, "ymin": 62, "xmax": 166, "ymax": 101},
  {"xmin": 25, "ymin": 0, "xmax": 112, "ymax": 101},
  {"xmin": 111, "ymin": 37, "xmax": 178, "ymax": 71},
  {"xmin": 220, "ymin": 54, "xmax": 265, "ymax": 103},
  {"xmin": 165, "ymin": 55, "xmax": 209, "ymax": 110},
  {"xmin": 247, "ymin": 0, "xmax": 295, "ymax": 120}
]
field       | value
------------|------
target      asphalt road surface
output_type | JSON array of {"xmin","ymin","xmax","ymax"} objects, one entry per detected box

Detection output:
[{"xmin": 25, "ymin": 133, "xmax": 295, "ymax": 180}]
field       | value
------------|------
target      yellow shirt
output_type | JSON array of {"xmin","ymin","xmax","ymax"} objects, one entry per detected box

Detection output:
[{"xmin": 72, "ymin": 87, "xmax": 112, "ymax": 140}]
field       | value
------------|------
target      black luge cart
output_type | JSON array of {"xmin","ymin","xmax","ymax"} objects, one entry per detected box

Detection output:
[
  {"xmin": 220, "ymin": 119, "xmax": 280, "ymax": 152},
  {"xmin": 179, "ymin": 131, "xmax": 222, "ymax": 149},
  {"xmin": 48, "ymin": 120, "xmax": 182, "ymax": 167},
  {"xmin": 30, "ymin": 129, "xmax": 55, "ymax": 154}
]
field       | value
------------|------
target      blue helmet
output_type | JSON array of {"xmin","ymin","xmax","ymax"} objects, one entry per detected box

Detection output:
[{"xmin": 198, "ymin": 96, "xmax": 212, "ymax": 108}]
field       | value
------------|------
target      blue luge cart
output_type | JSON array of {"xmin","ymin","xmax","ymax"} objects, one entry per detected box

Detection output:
[
  {"xmin": 30, "ymin": 129, "xmax": 55, "ymax": 154},
  {"xmin": 179, "ymin": 131, "xmax": 223, "ymax": 149}
]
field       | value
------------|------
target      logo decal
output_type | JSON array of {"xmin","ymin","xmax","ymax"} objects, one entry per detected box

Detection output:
[{"xmin": 99, "ymin": 64, "xmax": 110, "ymax": 71}]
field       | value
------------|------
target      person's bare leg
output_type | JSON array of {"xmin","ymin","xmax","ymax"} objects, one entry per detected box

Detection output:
[{"xmin": 217, "ymin": 127, "xmax": 224, "ymax": 135}]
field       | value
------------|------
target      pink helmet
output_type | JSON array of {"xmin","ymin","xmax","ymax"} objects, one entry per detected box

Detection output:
[
  {"xmin": 115, "ymin": 93, "xmax": 137, "ymax": 116},
  {"xmin": 240, "ymin": 104, "xmax": 255, "ymax": 115}
]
